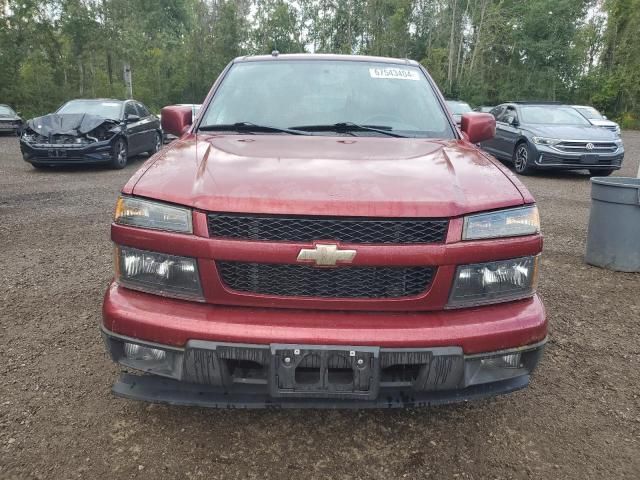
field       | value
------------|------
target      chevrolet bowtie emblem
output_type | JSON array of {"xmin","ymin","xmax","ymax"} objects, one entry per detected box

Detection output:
[{"xmin": 297, "ymin": 244, "xmax": 357, "ymax": 266}]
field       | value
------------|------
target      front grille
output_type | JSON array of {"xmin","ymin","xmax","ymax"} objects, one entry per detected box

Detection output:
[
  {"xmin": 555, "ymin": 141, "xmax": 618, "ymax": 153},
  {"xmin": 207, "ymin": 213, "xmax": 448, "ymax": 244},
  {"xmin": 217, "ymin": 262, "xmax": 435, "ymax": 298},
  {"xmin": 539, "ymin": 154, "xmax": 620, "ymax": 166},
  {"xmin": 26, "ymin": 133, "xmax": 91, "ymax": 146}
]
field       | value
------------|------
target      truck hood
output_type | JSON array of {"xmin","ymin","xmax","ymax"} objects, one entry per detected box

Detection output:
[
  {"xmin": 524, "ymin": 124, "xmax": 617, "ymax": 141},
  {"xmin": 130, "ymin": 134, "xmax": 526, "ymax": 218}
]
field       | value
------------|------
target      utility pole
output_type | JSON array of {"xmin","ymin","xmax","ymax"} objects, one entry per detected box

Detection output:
[{"xmin": 123, "ymin": 62, "xmax": 133, "ymax": 99}]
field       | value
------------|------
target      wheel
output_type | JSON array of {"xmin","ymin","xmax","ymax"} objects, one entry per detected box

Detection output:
[
  {"xmin": 513, "ymin": 142, "xmax": 535, "ymax": 175},
  {"xmin": 590, "ymin": 168, "xmax": 615, "ymax": 177},
  {"xmin": 110, "ymin": 138, "xmax": 128, "ymax": 169},
  {"xmin": 147, "ymin": 131, "xmax": 162, "ymax": 155}
]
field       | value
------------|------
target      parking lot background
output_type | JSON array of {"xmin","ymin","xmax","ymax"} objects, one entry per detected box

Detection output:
[{"xmin": 1, "ymin": 133, "xmax": 639, "ymax": 479}]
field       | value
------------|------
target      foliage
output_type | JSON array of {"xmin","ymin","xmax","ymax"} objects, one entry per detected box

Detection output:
[
  {"xmin": 619, "ymin": 112, "xmax": 640, "ymax": 129},
  {"xmin": 0, "ymin": 0, "xmax": 638, "ymax": 125}
]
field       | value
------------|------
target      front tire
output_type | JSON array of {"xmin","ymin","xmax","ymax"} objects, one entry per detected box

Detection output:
[
  {"xmin": 513, "ymin": 142, "xmax": 535, "ymax": 175},
  {"xmin": 590, "ymin": 168, "xmax": 615, "ymax": 177},
  {"xmin": 148, "ymin": 131, "xmax": 162, "ymax": 155},
  {"xmin": 110, "ymin": 138, "xmax": 128, "ymax": 169}
]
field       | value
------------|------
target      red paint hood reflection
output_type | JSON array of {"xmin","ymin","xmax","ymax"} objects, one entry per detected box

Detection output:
[{"xmin": 129, "ymin": 134, "xmax": 526, "ymax": 218}]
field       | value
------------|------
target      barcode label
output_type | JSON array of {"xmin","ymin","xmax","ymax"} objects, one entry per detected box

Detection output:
[{"xmin": 369, "ymin": 67, "xmax": 420, "ymax": 81}]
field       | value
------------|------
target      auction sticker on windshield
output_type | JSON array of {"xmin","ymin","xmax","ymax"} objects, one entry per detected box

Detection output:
[{"xmin": 369, "ymin": 67, "xmax": 420, "ymax": 81}]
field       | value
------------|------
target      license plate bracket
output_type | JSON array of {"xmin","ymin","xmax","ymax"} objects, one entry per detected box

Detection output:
[
  {"xmin": 581, "ymin": 154, "xmax": 596, "ymax": 164},
  {"xmin": 48, "ymin": 149, "xmax": 67, "ymax": 158},
  {"xmin": 270, "ymin": 345, "xmax": 380, "ymax": 400}
]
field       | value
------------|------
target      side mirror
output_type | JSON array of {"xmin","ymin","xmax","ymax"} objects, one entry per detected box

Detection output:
[
  {"xmin": 461, "ymin": 112, "xmax": 496, "ymax": 144},
  {"xmin": 16, "ymin": 111, "xmax": 22, "ymax": 117},
  {"xmin": 603, "ymin": 115, "xmax": 607, "ymax": 120},
  {"xmin": 161, "ymin": 105, "xmax": 193, "ymax": 137},
  {"xmin": 126, "ymin": 114, "xmax": 141, "ymax": 123}
]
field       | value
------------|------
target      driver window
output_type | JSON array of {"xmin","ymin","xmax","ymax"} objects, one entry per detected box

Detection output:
[
  {"xmin": 135, "ymin": 102, "xmax": 150, "ymax": 117},
  {"xmin": 124, "ymin": 102, "xmax": 137, "ymax": 117},
  {"xmin": 490, "ymin": 106, "xmax": 504, "ymax": 119},
  {"xmin": 497, "ymin": 106, "xmax": 517, "ymax": 124}
]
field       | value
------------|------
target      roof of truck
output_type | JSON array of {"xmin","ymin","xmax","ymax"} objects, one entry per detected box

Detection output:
[{"xmin": 235, "ymin": 53, "xmax": 419, "ymax": 66}]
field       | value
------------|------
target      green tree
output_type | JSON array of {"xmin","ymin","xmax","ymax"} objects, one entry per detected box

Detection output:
[
  {"xmin": 0, "ymin": 0, "xmax": 638, "ymax": 125},
  {"xmin": 253, "ymin": 0, "xmax": 305, "ymax": 53}
]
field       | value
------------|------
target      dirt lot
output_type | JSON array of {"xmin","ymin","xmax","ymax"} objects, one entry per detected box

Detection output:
[{"xmin": 1, "ymin": 133, "xmax": 639, "ymax": 479}]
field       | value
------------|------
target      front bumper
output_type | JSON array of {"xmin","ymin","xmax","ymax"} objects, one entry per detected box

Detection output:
[
  {"xmin": 102, "ymin": 284, "xmax": 547, "ymax": 408},
  {"xmin": 102, "ymin": 283, "xmax": 547, "ymax": 353},
  {"xmin": 20, "ymin": 138, "xmax": 115, "ymax": 165},
  {"xmin": 103, "ymin": 328, "xmax": 545, "ymax": 408},
  {"xmin": 533, "ymin": 144, "xmax": 624, "ymax": 170}
]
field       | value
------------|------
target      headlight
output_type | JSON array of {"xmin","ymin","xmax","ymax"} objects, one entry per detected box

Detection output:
[
  {"xmin": 464, "ymin": 346, "xmax": 544, "ymax": 386},
  {"xmin": 124, "ymin": 342, "xmax": 166, "ymax": 361},
  {"xmin": 103, "ymin": 335, "xmax": 182, "ymax": 379},
  {"xmin": 114, "ymin": 196, "xmax": 192, "ymax": 233},
  {"xmin": 463, "ymin": 205, "xmax": 540, "ymax": 240},
  {"xmin": 116, "ymin": 246, "xmax": 203, "ymax": 301},
  {"xmin": 447, "ymin": 256, "xmax": 539, "ymax": 308},
  {"xmin": 532, "ymin": 137, "xmax": 561, "ymax": 146}
]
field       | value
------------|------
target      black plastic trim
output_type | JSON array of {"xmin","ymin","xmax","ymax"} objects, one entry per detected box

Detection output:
[{"xmin": 112, "ymin": 373, "xmax": 530, "ymax": 409}]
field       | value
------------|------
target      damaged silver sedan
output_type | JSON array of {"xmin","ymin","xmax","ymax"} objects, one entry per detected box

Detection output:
[{"xmin": 20, "ymin": 99, "xmax": 162, "ymax": 169}]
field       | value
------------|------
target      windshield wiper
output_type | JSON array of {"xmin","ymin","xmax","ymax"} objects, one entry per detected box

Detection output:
[
  {"xmin": 290, "ymin": 122, "xmax": 408, "ymax": 138},
  {"xmin": 199, "ymin": 122, "xmax": 310, "ymax": 135}
]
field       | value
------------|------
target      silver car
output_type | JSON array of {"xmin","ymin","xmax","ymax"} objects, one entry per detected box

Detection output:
[
  {"xmin": 572, "ymin": 105, "xmax": 621, "ymax": 135},
  {"xmin": 480, "ymin": 102, "xmax": 624, "ymax": 176},
  {"xmin": 0, "ymin": 104, "xmax": 23, "ymax": 134}
]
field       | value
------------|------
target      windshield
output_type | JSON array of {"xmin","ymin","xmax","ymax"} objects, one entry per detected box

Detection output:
[
  {"xmin": 575, "ymin": 106, "xmax": 603, "ymax": 120},
  {"xmin": 200, "ymin": 60, "xmax": 454, "ymax": 138},
  {"xmin": 519, "ymin": 106, "xmax": 591, "ymax": 125},
  {"xmin": 446, "ymin": 101, "xmax": 472, "ymax": 115},
  {"xmin": 0, "ymin": 105, "xmax": 16, "ymax": 115},
  {"xmin": 57, "ymin": 100, "xmax": 122, "ymax": 120}
]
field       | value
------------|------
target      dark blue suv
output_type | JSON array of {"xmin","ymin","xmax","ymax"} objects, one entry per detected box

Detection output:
[{"xmin": 480, "ymin": 102, "xmax": 624, "ymax": 176}]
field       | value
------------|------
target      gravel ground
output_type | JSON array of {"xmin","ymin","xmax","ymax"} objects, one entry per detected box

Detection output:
[{"xmin": 1, "ymin": 133, "xmax": 639, "ymax": 479}]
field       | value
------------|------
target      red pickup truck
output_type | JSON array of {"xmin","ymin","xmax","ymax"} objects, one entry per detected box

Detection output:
[{"xmin": 102, "ymin": 54, "xmax": 546, "ymax": 408}]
